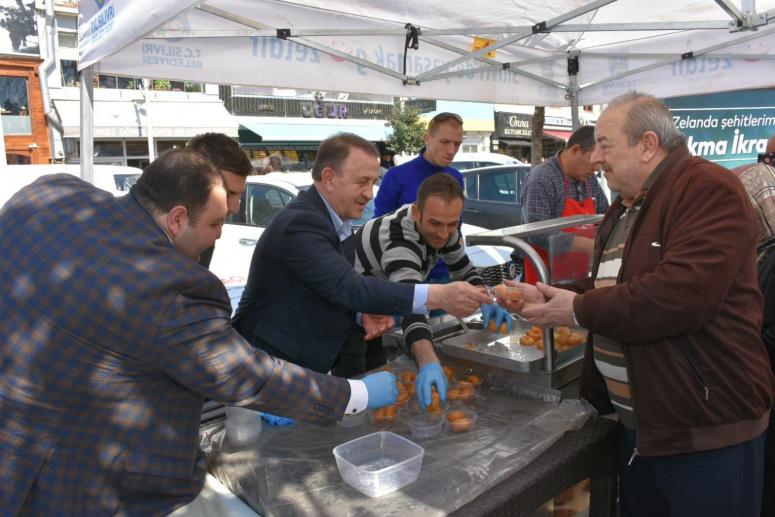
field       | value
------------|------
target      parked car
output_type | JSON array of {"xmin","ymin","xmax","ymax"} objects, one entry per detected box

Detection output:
[
  {"xmin": 461, "ymin": 164, "xmax": 532, "ymax": 230},
  {"xmin": 210, "ymin": 172, "xmax": 512, "ymax": 286},
  {"xmin": 0, "ymin": 164, "xmax": 141, "ymax": 207},
  {"xmin": 451, "ymin": 152, "xmax": 524, "ymax": 171}
]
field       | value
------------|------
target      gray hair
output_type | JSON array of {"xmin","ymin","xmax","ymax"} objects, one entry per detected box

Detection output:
[{"xmin": 606, "ymin": 91, "xmax": 686, "ymax": 152}]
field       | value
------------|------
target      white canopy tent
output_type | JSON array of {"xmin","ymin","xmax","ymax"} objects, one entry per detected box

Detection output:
[{"xmin": 77, "ymin": 0, "xmax": 775, "ymax": 179}]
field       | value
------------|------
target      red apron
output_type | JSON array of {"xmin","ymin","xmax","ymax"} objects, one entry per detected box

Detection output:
[{"xmin": 524, "ymin": 177, "xmax": 596, "ymax": 284}]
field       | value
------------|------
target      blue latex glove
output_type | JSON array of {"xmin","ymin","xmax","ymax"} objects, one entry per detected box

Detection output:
[
  {"xmin": 260, "ymin": 412, "xmax": 295, "ymax": 426},
  {"xmin": 416, "ymin": 362, "xmax": 448, "ymax": 410},
  {"xmin": 363, "ymin": 371, "xmax": 398, "ymax": 409},
  {"xmin": 481, "ymin": 303, "xmax": 514, "ymax": 333}
]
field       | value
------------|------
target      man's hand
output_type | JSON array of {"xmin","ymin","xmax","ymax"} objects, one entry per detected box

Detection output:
[
  {"xmin": 363, "ymin": 371, "xmax": 398, "ymax": 409},
  {"xmin": 481, "ymin": 303, "xmax": 514, "ymax": 332},
  {"xmin": 494, "ymin": 279, "xmax": 545, "ymax": 314},
  {"xmin": 569, "ymin": 235, "xmax": 595, "ymax": 255},
  {"xmin": 416, "ymin": 362, "xmax": 448, "ymax": 410},
  {"xmin": 521, "ymin": 282, "xmax": 577, "ymax": 327},
  {"xmin": 362, "ymin": 313, "xmax": 395, "ymax": 340},
  {"xmin": 427, "ymin": 282, "xmax": 493, "ymax": 317}
]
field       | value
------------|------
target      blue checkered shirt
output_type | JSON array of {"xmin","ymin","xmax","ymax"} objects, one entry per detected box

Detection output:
[{"xmin": 521, "ymin": 154, "xmax": 609, "ymax": 253}]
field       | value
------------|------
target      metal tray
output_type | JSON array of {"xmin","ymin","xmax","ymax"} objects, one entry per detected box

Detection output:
[{"xmin": 437, "ymin": 321, "xmax": 585, "ymax": 374}]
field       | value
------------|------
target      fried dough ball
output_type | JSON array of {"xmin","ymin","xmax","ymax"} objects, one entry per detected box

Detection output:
[{"xmin": 520, "ymin": 335, "xmax": 535, "ymax": 347}]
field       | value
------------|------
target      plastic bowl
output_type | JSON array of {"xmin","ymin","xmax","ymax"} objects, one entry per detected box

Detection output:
[
  {"xmin": 446, "ymin": 383, "xmax": 476, "ymax": 402},
  {"xmin": 408, "ymin": 412, "xmax": 445, "ymax": 439},
  {"xmin": 446, "ymin": 408, "xmax": 478, "ymax": 433},
  {"xmin": 408, "ymin": 399, "xmax": 448, "ymax": 417},
  {"xmin": 368, "ymin": 405, "xmax": 400, "ymax": 427},
  {"xmin": 225, "ymin": 406, "xmax": 262, "ymax": 447},
  {"xmin": 455, "ymin": 373, "xmax": 484, "ymax": 390},
  {"xmin": 333, "ymin": 431, "xmax": 424, "ymax": 497}
]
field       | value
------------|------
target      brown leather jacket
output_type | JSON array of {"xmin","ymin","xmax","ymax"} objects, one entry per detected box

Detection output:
[{"xmin": 573, "ymin": 146, "xmax": 774, "ymax": 456}]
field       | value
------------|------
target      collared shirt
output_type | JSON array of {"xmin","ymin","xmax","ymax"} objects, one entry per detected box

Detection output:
[
  {"xmin": 319, "ymin": 190, "xmax": 354, "ymax": 243},
  {"xmin": 522, "ymin": 153, "xmax": 609, "ymax": 253}
]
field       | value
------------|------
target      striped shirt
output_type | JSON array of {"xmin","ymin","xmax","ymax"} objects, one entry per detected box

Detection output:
[
  {"xmin": 592, "ymin": 201, "xmax": 643, "ymax": 429},
  {"xmin": 354, "ymin": 203, "xmax": 483, "ymax": 346},
  {"xmin": 592, "ymin": 167, "xmax": 662, "ymax": 430}
]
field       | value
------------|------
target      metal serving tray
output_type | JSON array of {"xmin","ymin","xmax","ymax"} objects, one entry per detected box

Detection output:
[{"xmin": 437, "ymin": 321, "xmax": 585, "ymax": 374}]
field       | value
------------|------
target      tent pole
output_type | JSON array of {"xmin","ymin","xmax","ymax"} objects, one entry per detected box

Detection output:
[
  {"xmin": 567, "ymin": 51, "xmax": 581, "ymax": 130},
  {"xmin": 79, "ymin": 65, "xmax": 95, "ymax": 184},
  {"xmin": 144, "ymin": 79, "xmax": 156, "ymax": 162}
]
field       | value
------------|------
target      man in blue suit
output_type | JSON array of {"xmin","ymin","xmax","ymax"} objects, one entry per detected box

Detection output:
[
  {"xmin": 0, "ymin": 150, "xmax": 396, "ymax": 515},
  {"xmin": 233, "ymin": 133, "xmax": 491, "ymax": 407}
]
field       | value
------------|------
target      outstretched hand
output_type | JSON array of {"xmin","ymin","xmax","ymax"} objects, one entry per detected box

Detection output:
[
  {"xmin": 520, "ymin": 282, "xmax": 577, "ymax": 327},
  {"xmin": 494, "ymin": 279, "xmax": 545, "ymax": 314}
]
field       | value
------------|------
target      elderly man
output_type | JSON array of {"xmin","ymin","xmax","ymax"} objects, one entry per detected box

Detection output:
[
  {"xmin": 233, "ymin": 133, "xmax": 491, "ymax": 385},
  {"xmin": 375, "ymin": 112, "xmax": 465, "ymax": 281},
  {"xmin": 505, "ymin": 92, "xmax": 774, "ymax": 517},
  {"xmin": 521, "ymin": 125, "xmax": 608, "ymax": 284},
  {"xmin": 0, "ymin": 150, "xmax": 398, "ymax": 514},
  {"xmin": 340, "ymin": 173, "xmax": 512, "ymax": 407}
]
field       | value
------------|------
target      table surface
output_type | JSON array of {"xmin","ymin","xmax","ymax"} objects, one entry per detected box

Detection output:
[{"xmin": 205, "ymin": 389, "xmax": 617, "ymax": 516}]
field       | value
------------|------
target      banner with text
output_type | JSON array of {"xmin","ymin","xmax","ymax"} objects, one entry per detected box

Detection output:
[{"xmin": 665, "ymin": 89, "xmax": 775, "ymax": 169}]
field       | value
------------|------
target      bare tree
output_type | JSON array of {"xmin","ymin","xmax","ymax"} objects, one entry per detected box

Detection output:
[{"xmin": 530, "ymin": 106, "xmax": 545, "ymax": 166}]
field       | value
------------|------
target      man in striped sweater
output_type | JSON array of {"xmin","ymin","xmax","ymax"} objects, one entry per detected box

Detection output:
[{"xmin": 349, "ymin": 173, "xmax": 512, "ymax": 408}]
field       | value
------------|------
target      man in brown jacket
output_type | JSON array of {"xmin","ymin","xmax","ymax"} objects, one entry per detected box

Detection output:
[{"xmin": 505, "ymin": 92, "xmax": 774, "ymax": 517}]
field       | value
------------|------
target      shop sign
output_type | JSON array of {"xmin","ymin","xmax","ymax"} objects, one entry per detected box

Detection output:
[
  {"xmin": 495, "ymin": 112, "xmax": 531, "ymax": 139},
  {"xmin": 301, "ymin": 101, "xmax": 349, "ymax": 119}
]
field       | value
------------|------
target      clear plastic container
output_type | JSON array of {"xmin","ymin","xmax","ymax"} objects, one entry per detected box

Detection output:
[
  {"xmin": 332, "ymin": 431, "xmax": 424, "ymax": 497},
  {"xmin": 446, "ymin": 408, "xmax": 478, "ymax": 433},
  {"xmin": 225, "ymin": 406, "xmax": 262, "ymax": 447},
  {"xmin": 408, "ymin": 412, "xmax": 444, "ymax": 439}
]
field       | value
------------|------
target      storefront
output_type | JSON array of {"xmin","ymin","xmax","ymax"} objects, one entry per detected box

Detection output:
[
  {"xmin": 493, "ymin": 112, "xmax": 570, "ymax": 163},
  {"xmin": 225, "ymin": 89, "xmax": 394, "ymax": 172},
  {"xmin": 52, "ymin": 89, "xmax": 237, "ymax": 168}
]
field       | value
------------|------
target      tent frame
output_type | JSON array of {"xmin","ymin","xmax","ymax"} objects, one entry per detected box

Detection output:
[{"xmin": 79, "ymin": 0, "xmax": 775, "ymax": 174}]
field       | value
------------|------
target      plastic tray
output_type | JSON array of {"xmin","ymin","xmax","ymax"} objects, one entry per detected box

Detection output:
[{"xmin": 333, "ymin": 431, "xmax": 424, "ymax": 497}]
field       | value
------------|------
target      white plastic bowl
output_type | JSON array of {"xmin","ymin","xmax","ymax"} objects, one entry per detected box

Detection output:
[{"xmin": 332, "ymin": 431, "xmax": 424, "ymax": 497}]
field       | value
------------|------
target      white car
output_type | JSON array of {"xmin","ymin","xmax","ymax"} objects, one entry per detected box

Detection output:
[
  {"xmin": 210, "ymin": 172, "xmax": 512, "ymax": 287},
  {"xmin": 451, "ymin": 152, "xmax": 524, "ymax": 171},
  {"xmin": 0, "ymin": 164, "xmax": 142, "ymax": 207}
]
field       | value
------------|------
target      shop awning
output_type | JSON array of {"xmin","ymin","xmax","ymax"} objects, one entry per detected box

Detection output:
[
  {"xmin": 53, "ymin": 96, "xmax": 238, "ymax": 139},
  {"xmin": 543, "ymin": 129, "xmax": 573, "ymax": 141},
  {"xmin": 239, "ymin": 117, "xmax": 391, "ymax": 143}
]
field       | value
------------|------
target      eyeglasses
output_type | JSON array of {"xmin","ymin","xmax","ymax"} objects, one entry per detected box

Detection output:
[{"xmin": 428, "ymin": 112, "xmax": 463, "ymax": 131}]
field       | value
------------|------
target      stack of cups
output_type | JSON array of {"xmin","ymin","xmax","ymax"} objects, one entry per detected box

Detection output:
[{"xmin": 225, "ymin": 406, "xmax": 263, "ymax": 447}]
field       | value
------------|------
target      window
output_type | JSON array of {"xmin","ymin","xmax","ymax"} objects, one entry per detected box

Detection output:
[
  {"xmin": 478, "ymin": 171, "xmax": 517, "ymax": 203},
  {"xmin": 244, "ymin": 185, "xmax": 294, "ymax": 226},
  {"xmin": 98, "ymin": 75, "xmax": 117, "ymax": 88},
  {"xmin": 57, "ymin": 32, "xmax": 77, "ymax": 49},
  {"xmin": 0, "ymin": 76, "xmax": 31, "ymax": 135},
  {"xmin": 97, "ymin": 74, "xmax": 140, "ymax": 89},
  {"xmin": 94, "ymin": 141, "xmax": 123, "ymax": 157},
  {"xmin": 462, "ymin": 144, "xmax": 478, "ymax": 153},
  {"xmin": 156, "ymin": 140, "xmax": 187, "ymax": 154},
  {"xmin": 60, "ymin": 60, "xmax": 78, "ymax": 86},
  {"xmin": 125, "ymin": 141, "xmax": 149, "ymax": 156},
  {"xmin": 465, "ymin": 174, "xmax": 478, "ymax": 199}
]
